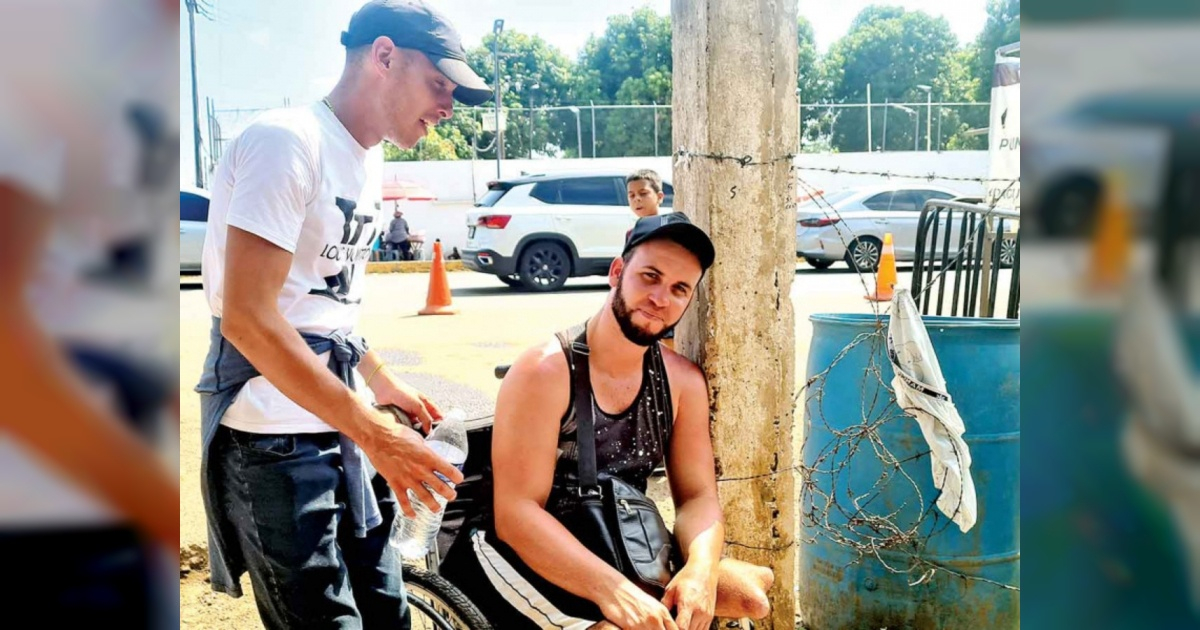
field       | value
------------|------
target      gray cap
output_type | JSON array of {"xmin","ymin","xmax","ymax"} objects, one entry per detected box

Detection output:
[{"xmin": 341, "ymin": 0, "xmax": 493, "ymax": 106}]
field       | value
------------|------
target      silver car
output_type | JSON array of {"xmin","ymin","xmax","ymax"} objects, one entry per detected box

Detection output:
[
  {"xmin": 795, "ymin": 185, "xmax": 964, "ymax": 272},
  {"xmin": 180, "ymin": 188, "xmax": 209, "ymax": 273}
]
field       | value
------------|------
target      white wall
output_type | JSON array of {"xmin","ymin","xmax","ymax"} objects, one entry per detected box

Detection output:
[{"xmin": 381, "ymin": 151, "xmax": 990, "ymax": 256}]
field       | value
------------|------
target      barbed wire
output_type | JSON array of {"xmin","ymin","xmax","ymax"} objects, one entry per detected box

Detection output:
[
  {"xmin": 673, "ymin": 148, "xmax": 1019, "ymax": 185},
  {"xmin": 463, "ymin": 154, "xmax": 1019, "ymax": 592},
  {"xmin": 637, "ymin": 162, "xmax": 1007, "ymax": 590}
]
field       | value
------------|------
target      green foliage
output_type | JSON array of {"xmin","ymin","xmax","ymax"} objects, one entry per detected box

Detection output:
[{"xmin": 385, "ymin": 5, "xmax": 1014, "ymax": 159}]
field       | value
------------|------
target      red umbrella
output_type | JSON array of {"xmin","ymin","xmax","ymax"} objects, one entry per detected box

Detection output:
[{"xmin": 382, "ymin": 180, "xmax": 436, "ymax": 202}]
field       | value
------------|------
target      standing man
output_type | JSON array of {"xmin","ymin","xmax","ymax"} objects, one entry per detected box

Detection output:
[
  {"xmin": 196, "ymin": 2, "xmax": 492, "ymax": 628},
  {"xmin": 386, "ymin": 208, "xmax": 413, "ymax": 260},
  {"xmin": 0, "ymin": 0, "xmax": 180, "ymax": 625}
]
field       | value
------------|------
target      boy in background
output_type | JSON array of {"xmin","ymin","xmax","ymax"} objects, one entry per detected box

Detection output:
[{"xmin": 626, "ymin": 169, "xmax": 665, "ymax": 219}]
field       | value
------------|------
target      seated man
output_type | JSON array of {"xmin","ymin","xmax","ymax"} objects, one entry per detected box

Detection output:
[
  {"xmin": 385, "ymin": 208, "xmax": 414, "ymax": 260},
  {"xmin": 442, "ymin": 214, "xmax": 773, "ymax": 629}
]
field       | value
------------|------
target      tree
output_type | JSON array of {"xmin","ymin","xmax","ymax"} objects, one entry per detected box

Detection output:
[
  {"xmin": 574, "ymin": 7, "xmax": 673, "ymax": 156},
  {"xmin": 797, "ymin": 16, "xmax": 826, "ymax": 104},
  {"xmin": 383, "ymin": 125, "xmax": 462, "ymax": 161},
  {"xmin": 824, "ymin": 6, "xmax": 969, "ymax": 152},
  {"xmin": 465, "ymin": 30, "xmax": 576, "ymax": 161},
  {"xmin": 971, "ymin": 0, "xmax": 1020, "ymax": 103},
  {"xmin": 383, "ymin": 112, "xmax": 481, "ymax": 161},
  {"xmin": 797, "ymin": 15, "xmax": 836, "ymax": 151}
]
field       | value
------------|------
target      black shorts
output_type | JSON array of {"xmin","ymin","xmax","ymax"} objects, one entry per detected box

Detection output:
[{"xmin": 440, "ymin": 526, "xmax": 604, "ymax": 629}]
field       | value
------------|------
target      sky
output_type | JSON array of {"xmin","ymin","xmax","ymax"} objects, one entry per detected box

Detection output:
[{"xmin": 180, "ymin": 0, "xmax": 989, "ymax": 186}]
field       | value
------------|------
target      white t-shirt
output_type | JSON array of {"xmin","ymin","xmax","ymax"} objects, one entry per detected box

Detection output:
[
  {"xmin": 0, "ymin": 0, "xmax": 178, "ymax": 526},
  {"xmin": 203, "ymin": 103, "xmax": 383, "ymax": 434}
]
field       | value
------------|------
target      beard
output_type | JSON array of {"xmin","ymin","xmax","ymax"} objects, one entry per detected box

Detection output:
[{"xmin": 611, "ymin": 274, "xmax": 678, "ymax": 347}]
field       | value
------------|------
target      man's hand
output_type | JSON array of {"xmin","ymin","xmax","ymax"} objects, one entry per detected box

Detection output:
[
  {"xmin": 661, "ymin": 562, "xmax": 719, "ymax": 630},
  {"xmin": 369, "ymin": 367, "xmax": 443, "ymax": 433},
  {"xmin": 598, "ymin": 580, "xmax": 680, "ymax": 630},
  {"xmin": 360, "ymin": 412, "xmax": 463, "ymax": 519}
]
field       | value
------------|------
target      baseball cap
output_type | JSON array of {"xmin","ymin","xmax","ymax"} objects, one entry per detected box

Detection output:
[
  {"xmin": 341, "ymin": 0, "xmax": 493, "ymax": 106},
  {"xmin": 623, "ymin": 213, "xmax": 716, "ymax": 272}
]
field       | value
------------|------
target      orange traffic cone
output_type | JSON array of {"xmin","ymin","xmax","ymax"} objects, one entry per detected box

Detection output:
[
  {"xmin": 419, "ymin": 240, "xmax": 458, "ymax": 316},
  {"xmin": 866, "ymin": 233, "xmax": 897, "ymax": 302},
  {"xmin": 1088, "ymin": 173, "xmax": 1132, "ymax": 291}
]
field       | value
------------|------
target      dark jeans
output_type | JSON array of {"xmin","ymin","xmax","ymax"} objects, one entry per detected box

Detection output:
[
  {"xmin": 384, "ymin": 241, "xmax": 412, "ymax": 261},
  {"xmin": 0, "ymin": 527, "xmax": 156, "ymax": 626},
  {"xmin": 210, "ymin": 426, "xmax": 409, "ymax": 630}
]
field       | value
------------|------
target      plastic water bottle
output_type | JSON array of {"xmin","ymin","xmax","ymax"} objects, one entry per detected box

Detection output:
[{"xmin": 390, "ymin": 408, "xmax": 468, "ymax": 559}]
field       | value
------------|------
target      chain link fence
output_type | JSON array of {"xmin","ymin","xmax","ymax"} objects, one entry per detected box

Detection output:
[{"xmin": 207, "ymin": 100, "xmax": 990, "ymax": 173}]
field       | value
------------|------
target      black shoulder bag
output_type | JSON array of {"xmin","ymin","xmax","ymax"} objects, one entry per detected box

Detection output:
[{"xmin": 562, "ymin": 332, "xmax": 678, "ymax": 597}]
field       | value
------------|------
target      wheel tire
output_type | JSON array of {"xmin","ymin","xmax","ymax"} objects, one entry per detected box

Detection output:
[
  {"xmin": 805, "ymin": 257, "xmax": 835, "ymax": 270},
  {"xmin": 402, "ymin": 564, "xmax": 493, "ymax": 630},
  {"xmin": 844, "ymin": 237, "xmax": 882, "ymax": 273},
  {"xmin": 497, "ymin": 275, "xmax": 522, "ymax": 288},
  {"xmin": 517, "ymin": 241, "xmax": 571, "ymax": 292},
  {"xmin": 1038, "ymin": 175, "xmax": 1102, "ymax": 237},
  {"xmin": 999, "ymin": 237, "xmax": 1017, "ymax": 269}
]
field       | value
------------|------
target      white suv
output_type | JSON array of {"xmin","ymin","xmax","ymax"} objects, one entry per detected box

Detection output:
[{"xmin": 463, "ymin": 170, "xmax": 674, "ymax": 291}]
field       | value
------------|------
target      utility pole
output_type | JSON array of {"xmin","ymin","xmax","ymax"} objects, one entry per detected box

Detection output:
[
  {"xmin": 492, "ymin": 19, "xmax": 505, "ymax": 178},
  {"xmin": 185, "ymin": 0, "xmax": 210, "ymax": 189},
  {"xmin": 673, "ymin": 0, "xmax": 797, "ymax": 627}
]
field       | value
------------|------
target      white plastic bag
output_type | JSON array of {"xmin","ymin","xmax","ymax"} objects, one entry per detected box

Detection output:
[{"xmin": 887, "ymin": 289, "xmax": 978, "ymax": 533}]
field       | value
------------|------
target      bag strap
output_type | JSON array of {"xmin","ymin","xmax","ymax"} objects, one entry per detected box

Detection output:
[{"xmin": 568, "ymin": 324, "xmax": 603, "ymax": 498}]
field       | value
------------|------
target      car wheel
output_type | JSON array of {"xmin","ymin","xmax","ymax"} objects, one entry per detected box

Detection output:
[
  {"xmin": 1038, "ymin": 175, "xmax": 1101, "ymax": 237},
  {"xmin": 498, "ymin": 275, "xmax": 522, "ymax": 288},
  {"xmin": 844, "ymin": 237, "xmax": 882, "ymax": 273},
  {"xmin": 999, "ymin": 237, "xmax": 1017, "ymax": 268},
  {"xmin": 517, "ymin": 241, "xmax": 570, "ymax": 292},
  {"xmin": 805, "ymin": 257, "xmax": 835, "ymax": 270}
]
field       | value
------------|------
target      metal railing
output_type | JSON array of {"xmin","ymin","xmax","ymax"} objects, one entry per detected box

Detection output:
[{"xmin": 910, "ymin": 199, "xmax": 1021, "ymax": 319}]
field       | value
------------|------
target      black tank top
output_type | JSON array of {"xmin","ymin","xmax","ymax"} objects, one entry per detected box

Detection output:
[
  {"xmin": 544, "ymin": 323, "xmax": 675, "ymax": 515},
  {"xmin": 463, "ymin": 323, "xmax": 675, "ymax": 532}
]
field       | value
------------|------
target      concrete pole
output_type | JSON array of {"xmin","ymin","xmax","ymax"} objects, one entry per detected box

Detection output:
[{"xmin": 672, "ymin": 1, "xmax": 797, "ymax": 628}]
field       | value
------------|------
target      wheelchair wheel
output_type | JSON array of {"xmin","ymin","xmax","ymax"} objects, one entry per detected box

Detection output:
[{"xmin": 403, "ymin": 564, "xmax": 493, "ymax": 630}]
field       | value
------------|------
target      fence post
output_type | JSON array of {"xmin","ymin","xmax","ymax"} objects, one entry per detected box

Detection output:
[
  {"xmin": 937, "ymin": 107, "xmax": 943, "ymax": 151},
  {"xmin": 866, "ymin": 83, "xmax": 873, "ymax": 152},
  {"xmin": 882, "ymin": 98, "xmax": 889, "ymax": 151},
  {"xmin": 653, "ymin": 102, "xmax": 659, "ymax": 157},
  {"xmin": 590, "ymin": 99, "xmax": 596, "ymax": 158}
]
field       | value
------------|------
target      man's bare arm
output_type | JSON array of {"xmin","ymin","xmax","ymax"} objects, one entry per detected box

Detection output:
[
  {"xmin": 492, "ymin": 343, "xmax": 680, "ymax": 628},
  {"xmin": 220, "ymin": 226, "xmax": 461, "ymax": 516},
  {"xmin": 0, "ymin": 184, "xmax": 178, "ymax": 549},
  {"xmin": 491, "ymin": 344, "xmax": 629, "ymax": 601},
  {"xmin": 665, "ymin": 358, "xmax": 724, "ymax": 571}
]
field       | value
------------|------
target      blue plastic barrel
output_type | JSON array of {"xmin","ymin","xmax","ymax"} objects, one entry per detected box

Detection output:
[
  {"xmin": 798, "ymin": 314, "xmax": 1019, "ymax": 629},
  {"xmin": 1023, "ymin": 310, "xmax": 1194, "ymax": 628}
]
